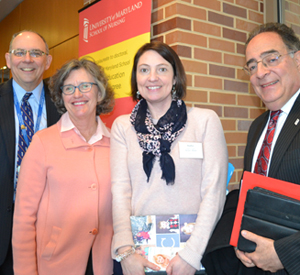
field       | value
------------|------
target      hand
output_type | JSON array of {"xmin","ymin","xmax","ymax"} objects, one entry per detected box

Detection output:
[
  {"xmin": 235, "ymin": 246, "xmax": 255, "ymax": 268},
  {"xmin": 120, "ymin": 253, "xmax": 160, "ymax": 275},
  {"xmin": 166, "ymin": 255, "xmax": 196, "ymax": 275},
  {"xmin": 236, "ymin": 230, "xmax": 284, "ymax": 273}
]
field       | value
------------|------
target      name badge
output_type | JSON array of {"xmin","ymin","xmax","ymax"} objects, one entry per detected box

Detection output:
[{"xmin": 179, "ymin": 142, "xmax": 203, "ymax": 159}]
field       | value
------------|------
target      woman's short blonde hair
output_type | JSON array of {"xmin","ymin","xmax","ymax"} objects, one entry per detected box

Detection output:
[{"xmin": 49, "ymin": 58, "xmax": 114, "ymax": 115}]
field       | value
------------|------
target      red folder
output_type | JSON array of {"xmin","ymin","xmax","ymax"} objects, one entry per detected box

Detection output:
[{"xmin": 230, "ymin": 171, "xmax": 300, "ymax": 247}]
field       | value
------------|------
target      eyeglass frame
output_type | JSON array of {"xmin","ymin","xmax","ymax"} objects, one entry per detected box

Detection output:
[
  {"xmin": 243, "ymin": 51, "xmax": 297, "ymax": 76},
  {"xmin": 9, "ymin": 49, "xmax": 49, "ymax": 58},
  {"xmin": 60, "ymin": 82, "xmax": 98, "ymax": 95}
]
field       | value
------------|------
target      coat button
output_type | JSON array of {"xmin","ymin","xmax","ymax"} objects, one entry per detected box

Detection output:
[
  {"xmin": 91, "ymin": 184, "xmax": 97, "ymax": 190},
  {"xmin": 90, "ymin": 228, "xmax": 98, "ymax": 235}
]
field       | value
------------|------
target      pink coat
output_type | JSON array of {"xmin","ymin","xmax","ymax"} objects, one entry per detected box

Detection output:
[{"xmin": 12, "ymin": 118, "xmax": 113, "ymax": 275}]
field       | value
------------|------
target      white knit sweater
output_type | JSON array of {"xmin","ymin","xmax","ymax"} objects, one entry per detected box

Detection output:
[{"xmin": 110, "ymin": 106, "xmax": 228, "ymax": 270}]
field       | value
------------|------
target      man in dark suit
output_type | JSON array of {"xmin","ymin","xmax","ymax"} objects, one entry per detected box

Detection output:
[
  {"xmin": 0, "ymin": 31, "xmax": 60, "ymax": 274},
  {"xmin": 202, "ymin": 23, "xmax": 300, "ymax": 275}
]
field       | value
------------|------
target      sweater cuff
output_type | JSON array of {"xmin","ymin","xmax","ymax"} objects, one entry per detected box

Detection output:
[
  {"xmin": 111, "ymin": 231, "xmax": 135, "ymax": 257},
  {"xmin": 178, "ymin": 246, "xmax": 201, "ymax": 270}
]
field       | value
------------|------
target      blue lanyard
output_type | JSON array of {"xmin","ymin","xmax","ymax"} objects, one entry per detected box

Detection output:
[{"xmin": 13, "ymin": 88, "xmax": 45, "ymax": 146}]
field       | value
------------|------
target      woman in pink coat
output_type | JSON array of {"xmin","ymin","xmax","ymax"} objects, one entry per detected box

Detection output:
[{"xmin": 12, "ymin": 58, "xmax": 115, "ymax": 275}]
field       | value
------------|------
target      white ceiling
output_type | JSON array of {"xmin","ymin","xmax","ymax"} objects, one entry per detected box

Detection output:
[{"xmin": 0, "ymin": 0, "xmax": 24, "ymax": 23}]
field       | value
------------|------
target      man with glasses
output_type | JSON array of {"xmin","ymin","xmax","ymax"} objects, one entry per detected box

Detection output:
[
  {"xmin": 0, "ymin": 30, "xmax": 60, "ymax": 274},
  {"xmin": 202, "ymin": 23, "xmax": 300, "ymax": 275}
]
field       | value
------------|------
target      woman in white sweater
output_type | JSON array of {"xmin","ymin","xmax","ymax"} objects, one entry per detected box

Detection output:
[{"xmin": 111, "ymin": 41, "xmax": 228, "ymax": 275}]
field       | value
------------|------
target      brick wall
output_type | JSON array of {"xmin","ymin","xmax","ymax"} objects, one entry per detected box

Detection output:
[
  {"xmin": 152, "ymin": 0, "xmax": 269, "ymax": 189},
  {"xmin": 85, "ymin": 0, "xmax": 300, "ymax": 189},
  {"xmin": 285, "ymin": 0, "xmax": 300, "ymax": 34}
]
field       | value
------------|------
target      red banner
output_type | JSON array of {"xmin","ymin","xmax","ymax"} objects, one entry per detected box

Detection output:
[{"xmin": 79, "ymin": 0, "xmax": 151, "ymax": 127}]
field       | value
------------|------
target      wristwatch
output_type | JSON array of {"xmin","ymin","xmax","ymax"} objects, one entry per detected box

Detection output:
[{"xmin": 115, "ymin": 247, "xmax": 136, "ymax": 262}]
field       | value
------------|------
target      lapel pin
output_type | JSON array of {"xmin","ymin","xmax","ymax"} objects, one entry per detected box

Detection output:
[
  {"xmin": 21, "ymin": 125, "xmax": 26, "ymax": 130},
  {"xmin": 294, "ymin": 119, "xmax": 300, "ymax": 126}
]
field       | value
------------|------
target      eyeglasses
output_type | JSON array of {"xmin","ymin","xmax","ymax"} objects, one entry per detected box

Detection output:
[
  {"xmin": 60, "ymin": 82, "xmax": 97, "ymax": 95},
  {"xmin": 9, "ymin": 49, "xmax": 48, "ymax": 58},
  {"xmin": 243, "ymin": 51, "xmax": 297, "ymax": 75}
]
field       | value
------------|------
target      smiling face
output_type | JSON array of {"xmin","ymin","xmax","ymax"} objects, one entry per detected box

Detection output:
[
  {"xmin": 156, "ymin": 255, "xmax": 165, "ymax": 264},
  {"xmin": 62, "ymin": 68, "xmax": 101, "ymax": 124},
  {"xmin": 136, "ymin": 50, "xmax": 176, "ymax": 118},
  {"xmin": 246, "ymin": 32, "xmax": 300, "ymax": 110},
  {"xmin": 5, "ymin": 31, "xmax": 52, "ymax": 91}
]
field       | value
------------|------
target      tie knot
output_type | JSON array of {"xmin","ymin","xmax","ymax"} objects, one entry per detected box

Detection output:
[
  {"xmin": 22, "ymin": 92, "xmax": 32, "ymax": 102},
  {"xmin": 270, "ymin": 110, "xmax": 282, "ymax": 122}
]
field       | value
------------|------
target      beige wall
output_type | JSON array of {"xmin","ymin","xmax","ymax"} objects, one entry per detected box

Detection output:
[{"xmin": 1, "ymin": 0, "xmax": 300, "ymax": 189}]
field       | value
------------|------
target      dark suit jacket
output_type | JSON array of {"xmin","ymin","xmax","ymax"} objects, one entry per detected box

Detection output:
[
  {"xmin": 243, "ymin": 93, "xmax": 300, "ymax": 275},
  {"xmin": 0, "ymin": 78, "xmax": 61, "ymax": 265},
  {"xmin": 202, "ymin": 93, "xmax": 300, "ymax": 275}
]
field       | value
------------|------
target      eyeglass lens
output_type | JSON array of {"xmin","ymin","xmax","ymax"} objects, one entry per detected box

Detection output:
[
  {"xmin": 11, "ymin": 49, "xmax": 46, "ymax": 57},
  {"xmin": 61, "ymin": 83, "xmax": 95, "ymax": 94}
]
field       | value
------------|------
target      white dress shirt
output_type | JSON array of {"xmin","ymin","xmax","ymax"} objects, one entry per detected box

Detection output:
[{"xmin": 251, "ymin": 88, "xmax": 300, "ymax": 175}]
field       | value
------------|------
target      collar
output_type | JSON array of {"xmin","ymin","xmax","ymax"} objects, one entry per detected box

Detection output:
[
  {"xmin": 61, "ymin": 112, "xmax": 110, "ymax": 144},
  {"xmin": 12, "ymin": 79, "xmax": 43, "ymax": 103},
  {"xmin": 280, "ymin": 88, "xmax": 300, "ymax": 116}
]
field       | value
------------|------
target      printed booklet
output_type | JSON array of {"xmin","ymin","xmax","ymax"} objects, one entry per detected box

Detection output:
[{"xmin": 130, "ymin": 214, "xmax": 205, "ymax": 274}]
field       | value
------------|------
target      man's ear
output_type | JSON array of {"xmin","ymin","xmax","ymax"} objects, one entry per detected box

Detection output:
[
  {"xmin": 45, "ymin": 54, "xmax": 53, "ymax": 70},
  {"xmin": 5, "ymin": 53, "xmax": 11, "ymax": 69},
  {"xmin": 294, "ymin": 50, "xmax": 300, "ymax": 70}
]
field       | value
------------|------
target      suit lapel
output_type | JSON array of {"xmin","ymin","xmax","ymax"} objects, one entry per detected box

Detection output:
[
  {"xmin": 0, "ymin": 79, "xmax": 16, "ymax": 168},
  {"xmin": 269, "ymin": 94, "xmax": 300, "ymax": 177}
]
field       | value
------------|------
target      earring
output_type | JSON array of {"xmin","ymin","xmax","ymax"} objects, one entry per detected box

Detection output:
[
  {"xmin": 171, "ymin": 85, "xmax": 177, "ymax": 100},
  {"xmin": 137, "ymin": 90, "xmax": 141, "ymax": 99}
]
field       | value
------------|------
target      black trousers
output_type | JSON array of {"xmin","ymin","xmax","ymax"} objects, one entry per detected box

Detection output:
[
  {"xmin": 85, "ymin": 250, "xmax": 94, "ymax": 275},
  {"xmin": 0, "ymin": 241, "xmax": 13, "ymax": 275},
  {"xmin": 113, "ymin": 260, "xmax": 123, "ymax": 275},
  {"xmin": 85, "ymin": 250, "xmax": 123, "ymax": 275},
  {"xmin": 0, "ymin": 203, "xmax": 14, "ymax": 275}
]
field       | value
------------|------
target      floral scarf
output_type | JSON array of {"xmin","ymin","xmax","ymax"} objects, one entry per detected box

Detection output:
[{"xmin": 130, "ymin": 98, "xmax": 187, "ymax": 185}]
